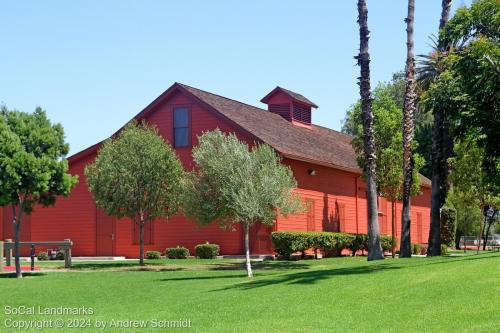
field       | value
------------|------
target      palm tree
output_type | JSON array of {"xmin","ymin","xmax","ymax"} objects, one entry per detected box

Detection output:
[
  {"xmin": 417, "ymin": 0, "xmax": 454, "ymax": 256},
  {"xmin": 400, "ymin": 0, "xmax": 417, "ymax": 258},
  {"xmin": 356, "ymin": 0, "xmax": 384, "ymax": 261}
]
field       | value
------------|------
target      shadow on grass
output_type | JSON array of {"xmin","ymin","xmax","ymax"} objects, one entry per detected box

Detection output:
[
  {"xmin": 207, "ymin": 261, "xmax": 310, "ymax": 271},
  {"xmin": 0, "ymin": 272, "xmax": 47, "ymax": 278},
  {"xmin": 207, "ymin": 252, "xmax": 500, "ymax": 291},
  {"xmin": 69, "ymin": 261, "xmax": 164, "ymax": 270}
]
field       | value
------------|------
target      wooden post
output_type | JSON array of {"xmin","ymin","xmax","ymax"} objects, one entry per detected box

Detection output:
[
  {"xmin": 64, "ymin": 239, "xmax": 72, "ymax": 268},
  {"xmin": 0, "ymin": 241, "xmax": 4, "ymax": 272},
  {"xmin": 6, "ymin": 239, "xmax": 12, "ymax": 266},
  {"xmin": 30, "ymin": 244, "xmax": 35, "ymax": 271}
]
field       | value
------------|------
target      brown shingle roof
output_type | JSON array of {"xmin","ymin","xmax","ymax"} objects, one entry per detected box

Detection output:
[{"xmin": 178, "ymin": 83, "xmax": 431, "ymax": 187}]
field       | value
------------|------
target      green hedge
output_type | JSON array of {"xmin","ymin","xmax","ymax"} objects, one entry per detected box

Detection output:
[
  {"xmin": 195, "ymin": 242, "xmax": 220, "ymax": 259},
  {"xmin": 348, "ymin": 234, "xmax": 368, "ymax": 255},
  {"xmin": 145, "ymin": 251, "xmax": 161, "ymax": 259},
  {"xmin": 166, "ymin": 246, "xmax": 189, "ymax": 259},
  {"xmin": 271, "ymin": 231, "xmax": 356, "ymax": 259},
  {"xmin": 272, "ymin": 231, "xmax": 397, "ymax": 259},
  {"xmin": 380, "ymin": 235, "xmax": 396, "ymax": 252}
]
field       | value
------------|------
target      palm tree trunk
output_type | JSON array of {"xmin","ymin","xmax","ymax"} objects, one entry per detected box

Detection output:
[
  {"xmin": 428, "ymin": 0, "xmax": 453, "ymax": 257},
  {"xmin": 439, "ymin": 0, "xmax": 452, "ymax": 30},
  {"xmin": 357, "ymin": 0, "xmax": 384, "ymax": 261},
  {"xmin": 428, "ymin": 112, "xmax": 443, "ymax": 256},
  {"xmin": 244, "ymin": 224, "xmax": 253, "ymax": 278},
  {"xmin": 400, "ymin": 0, "xmax": 416, "ymax": 258}
]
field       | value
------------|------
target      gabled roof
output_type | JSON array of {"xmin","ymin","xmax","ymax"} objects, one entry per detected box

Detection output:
[
  {"xmin": 68, "ymin": 82, "xmax": 431, "ymax": 188},
  {"xmin": 260, "ymin": 86, "xmax": 318, "ymax": 108}
]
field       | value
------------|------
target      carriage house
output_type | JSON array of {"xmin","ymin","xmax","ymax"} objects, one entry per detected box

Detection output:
[{"xmin": 0, "ymin": 83, "xmax": 432, "ymax": 257}]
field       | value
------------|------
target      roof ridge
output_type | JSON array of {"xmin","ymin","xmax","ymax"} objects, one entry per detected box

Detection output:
[{"xmin": 177, "ymin": 82, "xmax": 269, "ymax": 113}]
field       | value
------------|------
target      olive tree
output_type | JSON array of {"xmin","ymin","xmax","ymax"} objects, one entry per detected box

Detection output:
[
  {"xmin": 0, "ymin": 107, "xmax": 78, "ymax": 278},
  {"xmin": 184, "ymin": 130, "xmax": 301, "ymax": 277},
  {"xmin": 85, "ymin": 122, "xmax": 185, "ymax": 265}
]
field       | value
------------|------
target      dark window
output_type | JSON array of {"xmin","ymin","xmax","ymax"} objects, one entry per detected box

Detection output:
[
  {"xmin": 174, "ymin": 107, "xmax": 189, "ymax": 147},
  {"xmin": 133, "ymin": 220, "xmax": 154, "ymax": 245}
]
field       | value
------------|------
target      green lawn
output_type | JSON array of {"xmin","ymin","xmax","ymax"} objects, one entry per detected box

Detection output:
[{"xmin": 1, "ymin": 252, "xmax": 499, "ymax": 333}]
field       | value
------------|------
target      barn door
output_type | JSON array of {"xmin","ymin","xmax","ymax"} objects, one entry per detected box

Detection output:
[
  {"xmin": 96, "ymin": 209, "xmax": 115, "ymax": 256},
  {"xmin": 251, "ymin": 222, "xmax": 273, "ymax": 254}
]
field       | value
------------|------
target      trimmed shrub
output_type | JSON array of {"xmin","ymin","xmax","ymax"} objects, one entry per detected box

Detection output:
[
  {"xmin": 271, "ymin": 232, "xmax": 308, "ymax": 259},
  {"xmin": 145, "ymin": 251, "xmax": 161, "ymax": 259},
  {"xmin": 440, "ymin": 244, "xmax": 448, "ymax": 255},
  {"xmin": 37, "ymin": 252, "xmax": 49, "ymax": 261},
  {"xmin": 55, "ymin": 250, "xmax": 65, "ymax": 260},
  {"xmin": 271, "ymin": 231, "xmax": 355, "ymax": 259},
  {"xmin": 380, "ymin": 235, "xmax": 396, "ymax": 252},
  {"xmin": 195, "ymin": 242, "xmax": 220, "ymax": 259},
  {"xmin": 440, "ymin": 207, "xmax": 457, "ymax": 247},
  {"xmin": 166, "ymin": 246, "xmax": 189, "ymax": 259},
  {"xmin": 411, "ymin": 243, "xmax": 421, "ymax": 255},
  {"xmin": 348, "ymin": 234, "xmax": 368, "ymax": 256}
]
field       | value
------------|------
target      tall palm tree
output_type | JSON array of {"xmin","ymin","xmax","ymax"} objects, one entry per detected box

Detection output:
[
  {"xmin": 400, "ymin": 0, "xmax": 417, "ymax": 258},
  {"xmin": 419, "ymin": 0, "xmax": 453, "ymax": 256},
  {"xmin": 356, "ymin": 0, "xmax": 384, "ymax": 261}
]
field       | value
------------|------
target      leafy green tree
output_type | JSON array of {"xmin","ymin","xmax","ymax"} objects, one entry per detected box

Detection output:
[
  {"xmin": 440, "ymin": 0, "xmax": 500, "ymax": 194},
  {"xmin": 85, "ymin": 122, "xmax": 185, "ymax": 265},
  {"xmin": 423, "ymin": 0, "xmax": 500, "ymax": 253},
  {"xmin": 343, "ymin": 85, "xmax": 423, "ymax": 257},
  {"xmin": 184, "ymin": 130, "xmax": 301, "ymax": 277},
  {"xmin": 355, "ymin": 0, "xmax": 384, "ymax": 260},
  {"xmin": 0, "ymin": 107, "xmax": 78, "ymax": 278},
  {"xmin": 448, "ymin": 138, "xmax": 499, "ymax": 252}
]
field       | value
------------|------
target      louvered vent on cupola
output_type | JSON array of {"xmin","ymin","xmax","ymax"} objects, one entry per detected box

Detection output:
[{"xmin": 260, "ymin": 87, "xmax": 317, "ymax": 128}]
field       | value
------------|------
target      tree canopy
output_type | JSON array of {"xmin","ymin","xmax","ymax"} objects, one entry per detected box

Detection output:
[
  {"xmin": 342, "ymin": 84, "xmax": 424, "ymax": 201},
  {"xmin": 85, "ymin": 122, "xmax": 185, "ymax": 264},
  {"xmin": 184, "ymin": 129, "xmax": 301, "ymax": 277},
  {"xmin": 0, "ymin": 106, "xmax": 78, "ymax": 277}
]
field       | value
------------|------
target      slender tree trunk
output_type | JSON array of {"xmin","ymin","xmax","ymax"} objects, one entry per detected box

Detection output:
[
  {"xmin": 400, "ymin": 0, "xmax": 416, "ymax": 258},
  {"xmin": 428, "ymin": 0, "xmax": 453, "ymax": 257},
  {"xmin": 244, "ymin": 224, "xmax": 253, "ymax": 278},
  {"xmin": 357, "ymin": 0, "xmax": 384, "ymax": 261},
  {"xmin": 12, "ymin": 200, "xmax": 24, "ymax": 278},
  {"xmin": 139, "ymin": 213, "xmax": 145, "ymax": 266},
  {"xmin": 12, "ymin": 204, "xmax": 23, "ymax": 278},
  {"xmin": 477, "ymin": 205, "xmax": 485, "ymax": 254},
  {"xmin": 454, "ymin": 229, "xmax": 462, "ymax": 250},
  {"xmin": 391, "ymin": 200, "xmax": 396, "ymax": 258},
  {"xmin": 483, "ymin": 209, "xmax": 497, "ymax": 251}
]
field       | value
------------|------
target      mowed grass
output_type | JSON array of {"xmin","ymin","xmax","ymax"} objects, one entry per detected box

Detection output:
[{"xmin": 1, "ymin": 252, "xmax": 499, "ymax": 333}]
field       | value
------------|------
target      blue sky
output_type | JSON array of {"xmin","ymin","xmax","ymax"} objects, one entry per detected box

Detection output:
[{"xmin": 1, "ymin": 0, "xmax": 471, "ymax": 155}]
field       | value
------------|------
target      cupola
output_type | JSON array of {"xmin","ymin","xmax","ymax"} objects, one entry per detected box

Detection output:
[{"xmin": 260, "ymin": 87, "xmax": 318, "ymax": 128}]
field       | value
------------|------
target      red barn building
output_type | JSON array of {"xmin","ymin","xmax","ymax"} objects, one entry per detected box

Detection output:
[{"xmin": 0, "ymin": 83, "xmax": 431, "ymax": 257}]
